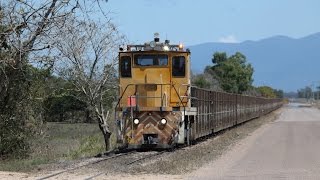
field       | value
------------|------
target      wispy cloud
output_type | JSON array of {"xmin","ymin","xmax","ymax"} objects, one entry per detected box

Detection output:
[{"xmin": 218, "ymin": 35, "xmax": 238, "ymax": 43}]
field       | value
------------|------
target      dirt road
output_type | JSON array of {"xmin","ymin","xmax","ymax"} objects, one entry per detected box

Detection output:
[{"xmin": 189, "ymin": 103, "xmax": 320, "ymax": 179}]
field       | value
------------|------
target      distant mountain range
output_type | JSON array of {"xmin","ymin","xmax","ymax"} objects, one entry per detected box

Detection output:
[{"xmin": 188, "ymin": 32, "xmax": 320, "ymax": 92}]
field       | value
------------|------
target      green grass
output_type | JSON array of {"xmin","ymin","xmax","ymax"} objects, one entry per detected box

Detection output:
[{"xmin": 0, "ymin": 122, "xmax": 106, "ymax": 172}]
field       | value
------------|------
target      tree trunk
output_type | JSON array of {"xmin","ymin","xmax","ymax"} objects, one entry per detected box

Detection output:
[
  {"xmin": 98, "ymin": 122, "xmax": 111, "ymax": 151},
  {"xmin": 96, "ymin": 109, "xmax": 112, "ymax": 151},
  {"xmin": 85, "ymin": 109, "xmax": 90, "ymax": 123}
]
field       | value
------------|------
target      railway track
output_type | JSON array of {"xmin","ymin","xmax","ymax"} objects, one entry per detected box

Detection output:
[
  {"xmin": 36, "ymin": 151, "xmax": 166, "ymax": 180},
  {"xmin": 83, "ymin": 151, "xmax": 166, "ymax": 180},
  {"xmin": 36, "ymin": 152, "xmax": 132, "ymax": 180},
  {"xmin": 125, "ymin": 151, "xmax": 165, "ymax": 166}
]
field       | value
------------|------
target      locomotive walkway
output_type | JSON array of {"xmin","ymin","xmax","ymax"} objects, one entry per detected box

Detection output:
[{"xmin": 189, "ymin": 103, "xmax": 320, "ymax": 179}]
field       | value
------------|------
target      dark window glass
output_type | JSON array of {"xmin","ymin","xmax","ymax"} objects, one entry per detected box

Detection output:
[
  {"xmin": 134, "ymin": 54, "xmax": 168, "ymax": 66},
  {"xmin": 120, "ymin": 56, "xmax": 132, "ymax": 77},
  {"xmin": 172, "ymin": 56, "xmax": 186, "ymax": 77}
]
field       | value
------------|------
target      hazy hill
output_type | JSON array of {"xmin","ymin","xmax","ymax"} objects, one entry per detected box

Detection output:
[{"xmin": 188, "ymin": 33, "xmax": 320, "ymax": 91}]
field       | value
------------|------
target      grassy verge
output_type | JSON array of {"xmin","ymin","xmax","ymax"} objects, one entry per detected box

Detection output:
[{"xmin": 0, "ymin": 122, "xmax": 105, "ymax": 172}]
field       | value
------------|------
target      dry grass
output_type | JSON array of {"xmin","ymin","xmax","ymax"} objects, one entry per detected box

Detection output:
[{"xmin": 0, "ymin": 122, "xmax": 105, "ymax": 172}]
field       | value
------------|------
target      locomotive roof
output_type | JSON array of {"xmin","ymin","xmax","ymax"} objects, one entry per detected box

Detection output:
[{"xmin": 119, "ymin": 34, "xmax": 190, "ymax": 53}]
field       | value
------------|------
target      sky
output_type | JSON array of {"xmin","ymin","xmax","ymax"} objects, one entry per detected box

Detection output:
[{"xmin": 104, "ymin": 0, "xmax": 320, "ymax": 46}]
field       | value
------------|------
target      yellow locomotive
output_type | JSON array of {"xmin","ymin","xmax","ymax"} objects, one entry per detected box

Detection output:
[
  {"xmin": 115, "ymin": 34, "xmax": 282, "ymax": 150},
  {"xmin": 115, "ymin": 33, "xmax": 195, "ymax": 149}
]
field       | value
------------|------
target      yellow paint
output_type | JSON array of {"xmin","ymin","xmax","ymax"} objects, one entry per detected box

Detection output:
[{"xmin": 119, "ymin": 52, "xmax": 190, "ymax": 108}]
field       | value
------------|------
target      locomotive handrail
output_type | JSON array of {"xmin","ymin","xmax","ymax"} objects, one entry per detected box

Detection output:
[
  {"xmin": 115, "ymin": 83, "xmax": 187, "ymax": 110},
  {"xmin": 171, "ymin": 84, "xmax": 187, "ymax": 108},
  {"xmin": 176, "ymin": 83, "xmax": 190, "ymax": 106}
]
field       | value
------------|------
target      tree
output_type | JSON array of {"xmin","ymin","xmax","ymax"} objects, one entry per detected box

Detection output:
[
  {"xmin": 210, "ymin": 52, "xmax": 254, "ymax": 94},
  {"xmin": 316, "ymin": 86, "xmax": 320, "ymax": 100},
  {"xmin": 297, "ymin": 86, "xmax": 313, "ymax": 99},
  {"xmin": 54, "ymin": 19, "xmax": 124, "ymax": 151},
  {"xmin": 0, "ymin": 0, "xmax": 110, "ymax": 157},
  {"xmin": 274, "ymin": 89, "xmax": 284, "ymax": 98},
  {"xmin": 192, "ymin": 66, "xmax": 221, "ymax": 90},
  {"xmin": 0, "ymin": 0, "xmax": 71, "ymax": 157},
  {"xmin": 44, "ymin": 95, "xmax": 88, "ymax": 122},
  {"xmin": 242, "ymin": 86, "xmax": 261, "ymax": 97},
  {"xmin": 192, "ymin": 75, "xmax": 211, "ymax": 89},
  {"xmin": 257, "ymin": 86, "xmax": 277, "ymax": 98}
]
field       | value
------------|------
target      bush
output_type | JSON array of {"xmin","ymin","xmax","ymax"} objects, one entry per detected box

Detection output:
[
  {"xmin": 0, "ymin": 65, "xmax": 33, "ymax": 158},
  {"xmin": 0, "ymin": 114, "xmax": 30, "ymax": 158},
  {"xmin": 43, "ymin": 95, "xmax": 88, "ymax": 122}
]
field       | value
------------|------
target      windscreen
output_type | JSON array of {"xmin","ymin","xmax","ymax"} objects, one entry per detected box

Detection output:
[{"xmin": 134, "ymin": 54, "xmax": 168, "ymax": 66}]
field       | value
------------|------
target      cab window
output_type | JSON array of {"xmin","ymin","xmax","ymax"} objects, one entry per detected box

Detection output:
[
  {"xmin": 120, "ymin": 56, "xmax": 132, "ymax": 77},
  {"xmin": 134, "ymin": 54, "xmax": 168, "ymax": 66},
  {"xmin": 172, "ymin": 56, "xmax": 186, "ymax": 77}
]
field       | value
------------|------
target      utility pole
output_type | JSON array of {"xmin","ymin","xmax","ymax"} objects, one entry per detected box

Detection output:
[
  {"xmin": 318, "ymin": 84, "xmax": 320, "ymax": 100},
  {"xmin": 311, "ymin": 83, "xmax": 315, "ymax": 102},
  {"xmin": 317, "ymin": 81, "xmax": 320, "ymax": 101}
]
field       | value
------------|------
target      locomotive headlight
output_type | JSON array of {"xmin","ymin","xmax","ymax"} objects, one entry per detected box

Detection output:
[
  {"xmin": 179, "ymin": 43, "xmax": 183, "ymax": 50},
  {"xmin": 133, "ymin": 118, "xmax": 140, "ymax": 125},
  {"xmin": 160, "ymin": 118, "xmax": 167, "ymax": 125},
  {"xmin": 163, "ymin": 45, "xmax": 169, "ymax": 51}
]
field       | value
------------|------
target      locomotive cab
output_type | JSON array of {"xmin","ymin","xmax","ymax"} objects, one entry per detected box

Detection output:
[{"xmin": 115, "ymin": 34, "xmax": 196, "ymax": 149}]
